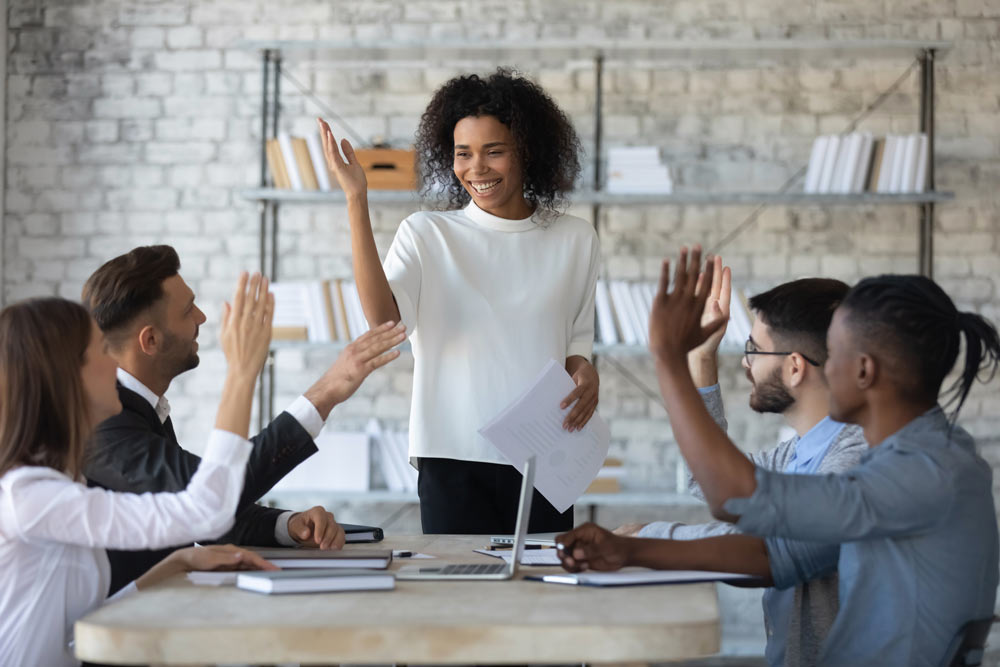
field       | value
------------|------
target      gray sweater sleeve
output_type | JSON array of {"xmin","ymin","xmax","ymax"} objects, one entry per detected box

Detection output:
[{"xmin": 686, "ymin": 385, "xmax": 793, "ymax": 501}]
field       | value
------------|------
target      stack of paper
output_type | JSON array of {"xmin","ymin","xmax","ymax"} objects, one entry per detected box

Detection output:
[
  {"xmin": 605, "ymin": 146, "xmax": 673, "ymax": 194},
  {"xmin": 478, "ymin": 359, "xmax": 611, "ymax": 513}
]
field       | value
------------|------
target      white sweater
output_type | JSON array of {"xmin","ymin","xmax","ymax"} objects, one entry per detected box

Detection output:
[
  {"xmin": 384, "ymin": 201, "xmax": 600, "ymax": 465},
  {"xmin": 0, "ymin": 429, "xmax": 251, "ymax": 666}
]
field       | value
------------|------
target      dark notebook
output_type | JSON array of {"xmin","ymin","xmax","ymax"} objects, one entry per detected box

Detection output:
[{"xmin": 343, "ymin": 523, "xmax": 384, "ymax": 543}]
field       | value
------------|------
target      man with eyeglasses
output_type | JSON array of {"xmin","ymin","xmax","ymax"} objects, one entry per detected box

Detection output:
[{"xmin": 611, "ymin": 259, "xmax": 868, "ymax": 667}]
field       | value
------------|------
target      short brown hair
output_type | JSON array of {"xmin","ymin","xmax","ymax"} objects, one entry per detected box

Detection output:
[
  {"xmin": 0, "ymin": 298, "xmax": 94, "ymax": 479},
  {"xmin": 82, "ymin": 245, "xmax": 181, "ymax": 345}
]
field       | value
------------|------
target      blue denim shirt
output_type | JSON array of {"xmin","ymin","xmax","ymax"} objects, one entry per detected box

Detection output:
[
  {"xmin": 726, "ymin": 407, "xmax": 999, "ymax": 667},
  {"xmin": 762, "ymin": 416, "xmax": 847, "ymax": 667}
]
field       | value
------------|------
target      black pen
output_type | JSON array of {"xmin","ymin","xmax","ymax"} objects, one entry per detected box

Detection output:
[{"xmin": 393, "ymin": 550, "xmax": 413, "ymax": 558}]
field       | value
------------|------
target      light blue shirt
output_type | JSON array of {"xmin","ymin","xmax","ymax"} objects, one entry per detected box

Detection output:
[
  {"xmin": 763, "ymin": 416, "xmax": 846, "ymax": 667},
  {"xmin": 726, "ymin": 407, "xmax": 999, "ymax": 667}
]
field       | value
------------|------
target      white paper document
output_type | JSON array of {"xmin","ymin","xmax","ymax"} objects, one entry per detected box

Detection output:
[
  {"xmin": 478, "ymin": 359, "xmax": 611, "ymax": 513},
  {"xmin": 474, "ymin": 548, "xmax": 562, "ymax": 566}
]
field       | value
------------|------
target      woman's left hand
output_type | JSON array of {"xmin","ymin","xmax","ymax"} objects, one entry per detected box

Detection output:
[
  {"xmin": 136, "ymin": 544, "xmax": 279, "ymax": 590},
  {"xmin": 561, "ymin": 358, "xmax": 599, "ymax": 431}
]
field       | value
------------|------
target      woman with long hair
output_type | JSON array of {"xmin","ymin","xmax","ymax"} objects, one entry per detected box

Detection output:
[
  {"xmin": 0, "ymin": 273, "xmax": 277, "ymax": 665},
  {"xmin": 319, "ymin": 69, "xmax": 600, "ymax": 534}
]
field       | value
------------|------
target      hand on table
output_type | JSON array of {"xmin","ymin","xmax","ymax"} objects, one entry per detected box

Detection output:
[
  {"xmin": 137, "ymin": 544, "xmax": 277, "ymax": 590},
  {"xmin": 288, "ymin": 505, "xmax": 346, "ymax": 550},
  {"xmin": 555, "ymin": 522, "xmax": 635, "ymax": 573}
]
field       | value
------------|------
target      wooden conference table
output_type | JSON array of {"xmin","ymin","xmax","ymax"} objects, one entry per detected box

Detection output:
[{"xmin": 75, "ymin": 534, "xmax": 721, "ymax": 665}]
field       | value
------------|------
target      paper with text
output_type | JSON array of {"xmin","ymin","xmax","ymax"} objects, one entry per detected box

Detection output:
[
  {"xmin": 478, "ymin": 359, "xmax": 611, "ymax": 513},
  {"xmin": 474, "ymin": 548, "xmax": 562, "ymax": 566}
]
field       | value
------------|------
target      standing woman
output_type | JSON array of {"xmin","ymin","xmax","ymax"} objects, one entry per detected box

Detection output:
[
  {"xmin": 0, "ymin": 274, "xmax": 276, "ymax": 666},
  {"xmin": 319, "ymin": 69, "xmax": 600, "ymax": 534}
]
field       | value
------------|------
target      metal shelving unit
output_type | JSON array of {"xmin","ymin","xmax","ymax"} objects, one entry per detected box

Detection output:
[{"xmin": 242, "ymin": 38, "xmax": 952, "ymax": 508}]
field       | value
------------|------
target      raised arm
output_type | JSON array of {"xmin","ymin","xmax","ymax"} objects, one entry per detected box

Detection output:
[
  {"xmin": 1, "ymin": 273, "xmax": 274, "ymax": 550},
  {"xmin": 649, "ymin": 247, "xmax": 757, "ymax": 520},
  {"xmin": 318, "ymin": 118, "xmax": 401, "ymax": 327}
]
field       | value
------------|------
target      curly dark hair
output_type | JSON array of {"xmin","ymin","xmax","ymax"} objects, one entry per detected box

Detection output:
[{"xmin": 415, "ymin": 68, "xmax": 582, "ymax": 219}]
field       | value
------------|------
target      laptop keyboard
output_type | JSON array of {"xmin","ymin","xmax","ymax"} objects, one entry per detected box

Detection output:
[{"xmin": 438, "ymin": 563, "xmax": 506, "ymax": 575}]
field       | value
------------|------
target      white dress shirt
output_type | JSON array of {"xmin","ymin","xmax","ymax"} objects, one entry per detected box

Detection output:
[
  {"xmin": 116, "ymin": 368, "xmax": 325, "ymax": 546},
  {"xmin": 0, "ymin": 429, "xmax": 251, "ymax": 666}
]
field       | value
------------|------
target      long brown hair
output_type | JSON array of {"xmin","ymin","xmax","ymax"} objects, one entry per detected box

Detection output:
[{"xmin": 0, "ymin": 298, "xmax": 94, "ymax": 479}]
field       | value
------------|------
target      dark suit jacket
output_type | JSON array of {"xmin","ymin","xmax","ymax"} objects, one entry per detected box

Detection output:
[{"xmin": 85, "ymin": 382, "xmax": 318, "ymax": 594}]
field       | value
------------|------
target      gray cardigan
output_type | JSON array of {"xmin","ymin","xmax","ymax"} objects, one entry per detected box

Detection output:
[{"xmin": 638, "ymin": 385, "xmax": 868, "ymax": 667}]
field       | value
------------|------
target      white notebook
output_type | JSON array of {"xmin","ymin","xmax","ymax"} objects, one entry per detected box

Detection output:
[
  {"xmin": 527, "ymin": 569, "xmax": 756, "ymax": 587},
  {"xmin": 237, "ymin": 568, "xmax": 395, "ymax": 595}
]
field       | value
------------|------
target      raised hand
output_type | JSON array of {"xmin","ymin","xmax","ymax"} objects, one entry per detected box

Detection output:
[
  {"xmin": 317, "ymin": 117, "xmax": 368, "ymax": 198},
  {"xmin": 648, "ymin": 246, "xmax": 726, "ymax": 367},
  {"xmin": 691, "ymin": 255, "xmax": 732, "ymax": 359},
  {"xmin": 305, "ymin": 321, "xmax": 406, "ymax": 419},
  {"xmin": 220, "ymin": 272, "xmax": 274, "ymax": 379},
  {"xmin": 555, "ymin": 522, "xmax": 634, "ymax": 573}
]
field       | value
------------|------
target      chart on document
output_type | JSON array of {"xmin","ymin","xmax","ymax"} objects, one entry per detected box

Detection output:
[{"xmin": 479, "ymin": 359, "xmax": 611, "ymax": 513}]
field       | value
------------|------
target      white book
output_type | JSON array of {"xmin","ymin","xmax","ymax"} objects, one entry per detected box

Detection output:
[
  {"xmin": 628, "ymin": 282, "xmax": 650, "ymax": 345},
  {"xmin": 851, "ymin": 133, "xmax": 875, "ymax": 193},
  {"xmin": 366, "ymin": 419, "xmax": 405, "ymax": 492},
  {"xmin": 803, "ymin": 135, "xmax": 829, "ymax": 194},
  {"xmin": 888, "ymin": 134, "xmax": 908, "ymax": 193},
  {"xmin": 306, "ymin": 281, "xmax": 331, "ymax": 343},
  {"xmin": 899, "ymin": 134, "xmax": 920, "ymax": 193},
  {"xmin": 250, "ymin": 548, "xmax": 392, "ymax": 570},
  {"xmin": 876, "ymin": 135, "xmax": 897, "ymax": 193},
  {"xmin": 341, "ymin": 282, "xmax": 369, "ymax": 339},
  {"xmin": 831, "ymin": 133, "xmax": 857, "ymax": 194},
  {"xmin": 913, "ymin": 133, "xmax": 929, "ymax": 193},
  {"xmin": 305, "ymin": 133, "xmax": 332, "ymax": 191},
  {"xmin": 816, "ymin": 134, "xmax": 841, "ymax": 193},
  {"xmin": 609, "ymin": 281, "xmax": 638, "ymax": 345},
  {"xmin": 236, "ymin": 569, "xmax": 395, "ymax": 595},
  {"xmin": 594, "ymin": 280, "xmax": 619, "ymax": 345},
  {"xmin": 270, "ymin": 282, "xmax": 310, "ymax": 329},
  {"xmin": 277, "ymin": 132, "xmax": 304, "ymax": 192},
  {"xmin": 607, "ymin": 146, "xmax": 661, "ymax": 165},
  {"xmin": 328, "ymin": 281, "xmax": 350, "ymax": 342},
  {"xmin": 391, "ymin": 430, "xmax": 418, "ymax": 492}
]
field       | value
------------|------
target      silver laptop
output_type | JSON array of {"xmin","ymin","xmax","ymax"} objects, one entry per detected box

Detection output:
[{"xmin": 396, "ymin": 456, "xmax": 536, "ymax": 581}]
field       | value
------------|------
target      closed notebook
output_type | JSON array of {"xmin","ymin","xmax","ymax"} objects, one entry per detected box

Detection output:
[
  {"xmin": 237, "ymin": 568, "xmax": 395, "ymax": 595},
  {"xmin": 250, "ymin": 548, "xmax": 392, "ymax": 569},
  {"xmin": 343, "ymin": 523, "xmax": 385, "ymax": 543},
  {"xmin": 527, "ymin": 569, "xmax": 757, "ymax": 587}
]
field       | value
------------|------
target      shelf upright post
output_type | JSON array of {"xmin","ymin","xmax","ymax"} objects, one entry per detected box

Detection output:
[
  {"xmin": 918, "ymin": 48, "xmax": 936, "ymax": 279},
  {"xmin": 257, "ymin": 48, "xmax": 273, "ymax": 432}
]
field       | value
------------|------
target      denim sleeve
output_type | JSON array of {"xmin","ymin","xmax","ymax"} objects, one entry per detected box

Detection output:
[
  {"xmin": 765, "ymin": 535, "xmax": 840, "ymax": 590},
  {"xmin": 725, "ymin": 447, "xmax": 953, "ymax": 542}
]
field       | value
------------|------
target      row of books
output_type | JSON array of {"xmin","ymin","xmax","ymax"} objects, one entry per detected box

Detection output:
[
  {"xmin": 265, "ymin": 131, "xmax": 334, "ymax": 192},
  {"xmin": 366, "ymin": 419, "xmax": 418, "ymax": 493},
  {"xmin": 605, "ymin": 146, "xmax": 673, "ymax": 194},
  {"xmin": 803, "ymin": 132, "xmax": 929, "ymax": 194},
  {"xmin": 595, "ymin": 280, "xmax": 752, "ymax": 351},
  {"xmin": 271, "ymin": 280, "xmax": 370, "ymax": 342}
]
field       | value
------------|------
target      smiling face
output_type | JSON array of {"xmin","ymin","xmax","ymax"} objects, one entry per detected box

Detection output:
[
  {"xmin": 743, "ymin": 317, "xmax": 795, "ymax": 414},
  {"xmin": 155, "ymin": 274, "xmax": 207, "ymax": 379},
  {"xmin": 452, "ymin": 115, "xmax": 532, "ymax": 220}
]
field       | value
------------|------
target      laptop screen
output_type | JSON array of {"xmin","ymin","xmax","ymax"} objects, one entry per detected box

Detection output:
[{"xmin": 508, "ymin": 456, "xmax": 536, "ymax": 576}]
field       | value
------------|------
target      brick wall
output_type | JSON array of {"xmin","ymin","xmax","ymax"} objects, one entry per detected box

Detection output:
[{"xmin": 5, "ymin": 0, "xmax": 1000, "ymax": 656}]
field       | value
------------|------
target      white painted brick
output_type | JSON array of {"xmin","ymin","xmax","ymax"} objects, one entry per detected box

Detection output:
[
  {"xmin": 166, "ymin": 27, "xmax": 204, "ymax": 49},
  {"xmin": 144, "ymin": 142, "xmax": 217, "ymax": 164},
  {"xmin": 19, "ymin": 237, "xmax": 86, "ymax": 259},
  {"xmin": 85, "ymin": 120, "xmax": 119, "ymax": 143},
  {"xmin": 121, "ymin": 119, "xmax": 155, "ymax": 142},
  {"xmin": 155, "ymin": 50, "xmax": 221, "ymax": 71},
  {"xmin": 131, "ymin": 27, "xmax": 166, "ymax": 49},
  {"xmin": 118, "ymin": 4, "xmax": 188, "ymax": 26},
  {"xmin": 92, "ymin": 97, "xmax": 161, "ymax": 119},
  {"xmin": 136, "ymin": 72, "xmax": 173, "ymax": 96}
]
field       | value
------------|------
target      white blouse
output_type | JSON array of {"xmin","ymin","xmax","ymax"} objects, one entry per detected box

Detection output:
[
  {"xmin": 383, "ymin": 201, "xmax": 600, "ymax": 464},
  {"xmin": 0, "ymin": 429, "xmax": 251, "ymax": 666}
]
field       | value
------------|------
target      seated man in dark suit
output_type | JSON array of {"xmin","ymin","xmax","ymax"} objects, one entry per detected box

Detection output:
[{"xmin": 81, "ymin": 245, "xmax": 405, "ymax": 594}]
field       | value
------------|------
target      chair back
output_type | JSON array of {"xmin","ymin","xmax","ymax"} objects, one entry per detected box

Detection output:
[{"xmin": 945, "ymin": 616, "xmax": 998, "ymax": 667}]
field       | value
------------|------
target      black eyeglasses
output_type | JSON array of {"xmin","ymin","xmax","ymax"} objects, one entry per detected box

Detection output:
[{"xmin": 744, "ymin": 339, "xmax": 820, "ymax": 367}]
